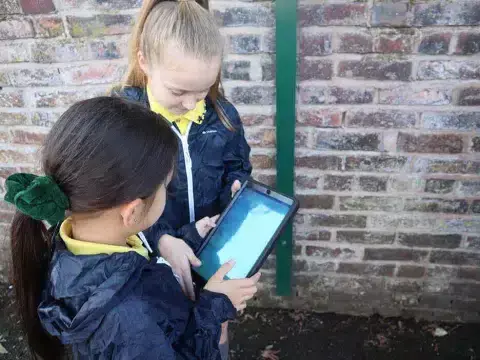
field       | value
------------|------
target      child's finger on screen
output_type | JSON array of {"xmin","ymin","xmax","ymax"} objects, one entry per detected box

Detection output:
[{"xmin": 212, "ymin": 260, "xmax": 235, "ymax": 280}]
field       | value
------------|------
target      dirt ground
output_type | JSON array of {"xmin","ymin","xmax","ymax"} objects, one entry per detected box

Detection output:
[{"xmin": 1, "ymin": 282, "xmax": 479, "ymax": 360}]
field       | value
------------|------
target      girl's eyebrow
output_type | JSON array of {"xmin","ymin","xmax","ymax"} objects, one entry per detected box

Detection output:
[{"xmin": 167, "ymin": 85, "xmax": 210, "ymax": 93}]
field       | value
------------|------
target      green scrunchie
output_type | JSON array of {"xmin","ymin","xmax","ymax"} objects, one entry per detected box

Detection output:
[{"xmin": 4, "ymin": 173, "xmax": 70, "ymax": 225}]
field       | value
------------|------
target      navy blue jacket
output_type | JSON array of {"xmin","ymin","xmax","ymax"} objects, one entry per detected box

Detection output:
[
  {"xmin": 113, "ymin": 87, "xmax": 252, "ymax": 254},
  {"xmin": 38, "ymin": 238, "xmax": 236, "ymax": 359}
]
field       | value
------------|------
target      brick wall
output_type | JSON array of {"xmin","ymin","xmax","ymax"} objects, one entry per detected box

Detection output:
[{"xmin": 0, "ymin": 0, "xmax": 479, "ymax": 321}]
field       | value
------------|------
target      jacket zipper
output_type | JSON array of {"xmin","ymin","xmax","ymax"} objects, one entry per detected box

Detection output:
[{"xmin": 171, "ymin": 123, "xmax": 195, "ymax": 223}]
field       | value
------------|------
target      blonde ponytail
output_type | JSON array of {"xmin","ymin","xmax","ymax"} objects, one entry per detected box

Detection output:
[{"xmin": 123, "ymin": 0, "xmax": 234, "ymax": 130}]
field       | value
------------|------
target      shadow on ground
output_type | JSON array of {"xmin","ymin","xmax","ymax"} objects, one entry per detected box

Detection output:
[{"xmin": 1, "ymin": 282, "xmax": 479, "ymax": 359}]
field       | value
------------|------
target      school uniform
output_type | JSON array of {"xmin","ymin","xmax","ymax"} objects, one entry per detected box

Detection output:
[
  {"xmin": 38, "ymin": 218, "xmax": 236, "ymax": 359},
  {"xmin": 113, "ymin": 87, "xmax": 252, "ymax": 254}
]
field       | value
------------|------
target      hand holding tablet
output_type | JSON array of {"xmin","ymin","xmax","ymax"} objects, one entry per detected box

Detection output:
[{"xmin": 194, "ymin": 180, "xmax": 299, "ymax": 281}]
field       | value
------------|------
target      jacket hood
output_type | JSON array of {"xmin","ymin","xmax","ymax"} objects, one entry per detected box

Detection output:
[{"xmin": 38, "ymin": 239, "xmax": 147, "ymax": 345}]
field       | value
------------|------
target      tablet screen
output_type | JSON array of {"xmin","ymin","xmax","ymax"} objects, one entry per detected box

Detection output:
[{"xmin": 196, "ymin": 187, "xmax": 291, "ymax": 280}]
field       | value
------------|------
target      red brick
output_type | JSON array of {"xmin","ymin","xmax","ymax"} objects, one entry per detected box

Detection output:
[
  {"xmin": 0, "ymin": 131, "xmax": 10, "ymax": 143},
  {"xmin": 214, "ymin": 4, "xmax": 274, "ymax": 27},
  {"xmin": 364, "ymin": 248, "xmax": 428, "ymax": 262},
  {"xmin": 340, "ymin": 196, "xmax": 403, "ymax": 212},
  {"xmin": 230, "ymin": 86, "xmax": 274, "ymax": 105},
  {"xmin": 418, "ymin": 61, "xmax": 480, "ymax": 80},
  {"xmin": 34, "ymin": 88, "xmax": 108, "ymax": 108},
  {"xmin": 328, "ymin": 87, "xmax": 373, "ymax": 105},
  {"xmin": 346, "ymin": 110, "xmax": 416, "ymax": 129},
  {"xmin": 359, "ymin": 176, "xmax": 387, "ymax": 192},
  {"xmin": 31, "ymin": 111, "xmax": 62, "ymax": 127},
  {"xmin": 430, "ymin": 251, "xmax": 480, "ymax": 266},
  {"xmin": 412, "ymin": 158, "xmax": 480, "ymax": 175},
  {"xmin": 299, "ymin": 4, "xmax": 366, "ymax": 26},
  {"xmin": 12, "ymin": 129, "xmax": 47, "ymax": 145},
  {"xmin": 414, "ymin": 2, "xmax": 480, "ymax": 26},
  {"xmin": 254, "ymin": 174, "xmax": 275, "ymax": 188},
  {"xmin": 20, "ymin": 0, "xmax": 55, "ymax": 14},
  {"xmin": 337, "ymin": 231, "xmax": 394, "ymax": 245},
  {"xmin": 295, "ymin": 175, "xmax": 319, "ymax": 190},
  {"xmin": 67, "ymin": 15, "xmax": 134, "ymax": 38},
  {"xmin": 345, "ymin": 155, "xmax": 407, "ymax": 173},
  {"xmin": 0, "ymin": 91, "xmax": 24, "ymax": 107},
  {"xmin": 62, "ymin": 63, "xmax": 126, "ymax": 85},
  {"xmin": 425, "ymin": 179, "xmax": 455, "ymax": 194},
  {"xmin": 298, "ymin": 86, "xmax": 327, "ymax": 105},
  {"xmin": 6, "ymin": 68, "xmax": 63, "ymax": 87},
  {"xmin": 297, "ymin": 110, "xmax": 342, "ymax": 128},
  {"xmin": 0, "ymin": 19, "xmax": 34, "ymax": 40},
  {"xmin": 338, "ymin": 59, "xmax": 411, "ymax": 81},
  {"xmin": 245, "ymin": 128, "xmax": 275, "ymax": 148},
  {"xmin": 397, "ymin": 133, "xmax": 464, "ymax": 154},
  {"xmin": 240, "ymin": 115, "xmax": 274, "ymax": 127},
  {"xmin": 298, "ymin": 195, "xmax": 334, "ymax": 210},
  {"xmin": 338, "ymin": 32, "xmax": 373, "ymax": 54},
  {"xmin": 455, "ymin": 32, "xmax": 480, "ymax": 55},
  {"xmin": 375, "ymin": 29, "xmax": 414, "ymax": 54},
  {"xmin": 0, "ymin": 42, "xmax": 30, "ymax": 64},
  {"xmin": 422, "ymin": 112, "xmax": 480, "ymax": 131},
  {"xmin": 306, "ymin": 246, "xmax": 357, "ymax": 260},
  {"xmin": 296, "ymin": 155, "xmax": 341, "ymax": 170},
  {"xmin": 32, "ymin": 40, "xmax": 88, "ymax": 63},
  {"xmin": 250, "ymin": 154, "xmax": 275, "ymax": 169},
  {"xmin": 90, "ymin": 38, "xmax": 128, "ymax": 60},
  {"xmin": 310, "ymin": 214, "xmax": 367, "ymax": 228},
  {"xmin": 0, "ymin": 167, "xmax": 17, "ymax": 180},
  {"xmin": 0, "ymin": 0, "xmax": 22, "ymax": 14},
  {"xmin": 261, "ymin": 59, "xmax": 274, "ymax": 81},
  {"xmin": 338, "ymin": 263, "xmax": 395, "ymax": 277},
  {"xmin": 315, "ymin": 131, "xmax": 380, "ymax": 151},
  {"xmin": 300, "ymin": 31, "xmax": 332, "ymax": 56},
  {"xmin": 379, "ymin": 87, "xmax": 451, "ymax": 105},
  {"xmin": 0, "ymin": 112, "xmax": 29, "ymax": 126},
  {"xmin": 324, "ymin": 175, "xmax": 353, "ymax": 192},
  {"xmin": 295, "ymin": 130, "xmax": 309, "ymax": 148},
  {"xmin": 295, "ymin": 230, "xmax": 331, "ymax": 242},
  {"xmin": 229, "ymin": 34, "xmax": 260, "ymax": 54},
  {"xmin": 298, "ymin": 58, "xmax": 333, "ymax": 81},
  {"xmin": 0, "ymin": 149, "xmax": 37, "ymax": 164},
  {"xmin": 222, "ymin": 60, "xmax": 250, "ymax": 81},
  {"xmin": 472, "ymin": 137, "xmax": 480, "ymax": 152},
  {"xmin": 404, "ymin": 198, "xmax": 468, "ymax": 214},
  {"xmin": 0, "ymin": 211, "xmax": 14, "ymax": 223},
  {"xmin": 397, "ymin": 266, "xmax": 426, "ymax": 279},
  {"xmin": 372, "ymin": 3, "xmax": 409, "ymax": 27},
  {"xmin": 32, "ymin": 16, "xmax": 64, "ymax": 38},
  {"xmin": 455, "ymin": 86, "xmax": 480, "ymax": 106},
  {"xmin": 418, "ymin": 33, "xmax": 451, "ymax": 55},
  {"xmin": 323, "ymin": 4, "xmax": 366, "ymax": 26},
  {"xmin": 398, "ymin": 233, "xmax": 461, "ymax": 249}
]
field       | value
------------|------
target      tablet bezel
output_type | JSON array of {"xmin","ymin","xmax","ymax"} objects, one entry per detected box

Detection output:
[{"xmin": 194, "ymin": 179, "xmax": 299, "ymax": 280}]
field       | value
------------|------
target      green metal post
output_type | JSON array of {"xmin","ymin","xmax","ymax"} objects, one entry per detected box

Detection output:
[{"xmin": 275, "ymin": 0, "xmax": 297, "ymax": 296}]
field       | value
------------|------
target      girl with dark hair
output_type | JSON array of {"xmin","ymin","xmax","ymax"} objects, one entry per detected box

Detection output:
[{"xmin": 6, "ymin": 96, "xmax": 259, "ymax": 360}]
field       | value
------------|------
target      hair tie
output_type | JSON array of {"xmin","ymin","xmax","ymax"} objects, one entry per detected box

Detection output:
[{"xmin": 4, "ymin": 173, "xmax": 70, "ymax": 225}]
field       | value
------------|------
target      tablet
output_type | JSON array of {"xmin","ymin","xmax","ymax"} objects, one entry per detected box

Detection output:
[{"xmin": 194, "ymin": 180, "xmax": 299, "ymax": 281}]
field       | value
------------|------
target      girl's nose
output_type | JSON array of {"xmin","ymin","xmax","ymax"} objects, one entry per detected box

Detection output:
[{"xmin": 182, "ymin": 97, "xmax": 197, "ymax": 111}]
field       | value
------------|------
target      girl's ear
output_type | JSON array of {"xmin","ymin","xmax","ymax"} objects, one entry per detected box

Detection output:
[
  {"xmin": 137, "ymin": 51, "xmax": 149, "ymax": 76},
  {"xmin": 120, "ymin": 198, "xmax": 145, "ymax": 227}
]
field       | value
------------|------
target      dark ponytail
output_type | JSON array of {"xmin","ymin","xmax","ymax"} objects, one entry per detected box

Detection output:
[
  {"xmin": 10, "ymin": 213, "xmax": 64, "ymax": 359},
  {"xmin": 7, "ymin": 97, "xmax": 178, "ymax": 360}
]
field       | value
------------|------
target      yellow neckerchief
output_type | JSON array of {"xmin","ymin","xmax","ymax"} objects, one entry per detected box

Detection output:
[
  {"xmin": 59, "ymin": 217, "xmax": 149, "ymax": 260},
  {"xmin": 146, "ymin": 86, "xmax": 206, "ymax": 135}
]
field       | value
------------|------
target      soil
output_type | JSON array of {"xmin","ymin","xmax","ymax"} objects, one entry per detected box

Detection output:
[{"xmin": 1, "ymin": 282, "xmax": 479, "ymax": 360}]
